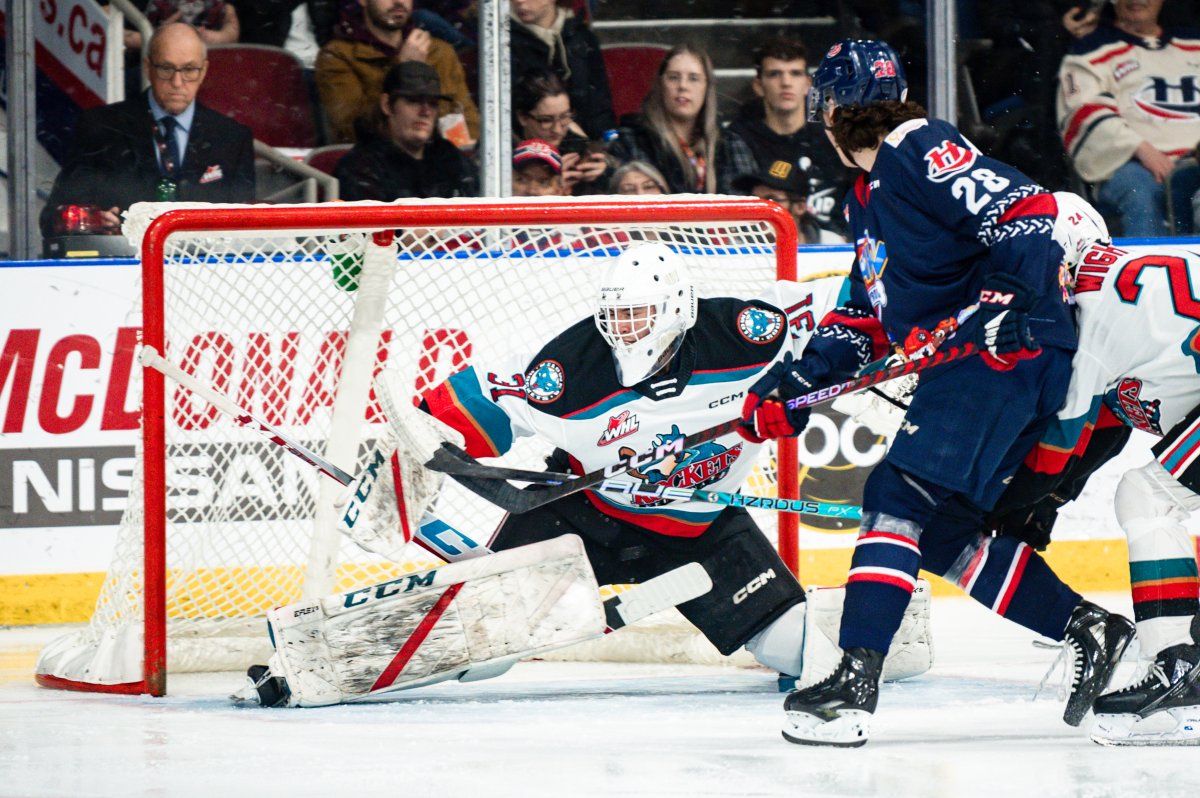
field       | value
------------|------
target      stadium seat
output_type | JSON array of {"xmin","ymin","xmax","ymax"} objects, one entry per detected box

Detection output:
[
  {"xmin": 197, "ymin": 45, "xmax": 319, "ymax": 148},
  {"xmin": 601, "ymin": 44, "xmax": 669, "ymax": 124},
  {"xmin": 305, "ymin": 144, "xmax": 353, "ymax": 176}
]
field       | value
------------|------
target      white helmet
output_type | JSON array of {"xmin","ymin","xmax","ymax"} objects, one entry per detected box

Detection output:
[
  {"xmin": 595, "ymin": 243, "xmax": 698, "ymax": 386},
  {"xmin": 1052, "ymin": 191, "xmax": 1111, "ymax": 275}
]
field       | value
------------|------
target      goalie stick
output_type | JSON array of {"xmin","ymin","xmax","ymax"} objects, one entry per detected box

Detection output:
[{"xmin": 441, "ymin": 342, "xmax": 980, "ymax": 515}]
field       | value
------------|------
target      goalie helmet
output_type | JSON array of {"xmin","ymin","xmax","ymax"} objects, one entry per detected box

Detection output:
[
  {"xmin": 808, "ymin": 39, "xmax": 908, "ymax": 122},
  {"xmin": 595, "ymin": 243, "xmax": 697, "ymax": 386},
  {"xmin": 1051, "ymin": 191, "xmax": 1111, "ymax": 276}
]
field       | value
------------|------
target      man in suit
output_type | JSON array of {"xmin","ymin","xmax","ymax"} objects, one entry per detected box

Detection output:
[{"xmin": 40, "ymin": 22, "xmax": 255, "ymax": 242}]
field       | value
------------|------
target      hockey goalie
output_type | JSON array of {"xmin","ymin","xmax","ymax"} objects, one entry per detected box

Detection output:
[{"xmin": 239, "ymin": 243, "xmax": 934, "ymax": 707}]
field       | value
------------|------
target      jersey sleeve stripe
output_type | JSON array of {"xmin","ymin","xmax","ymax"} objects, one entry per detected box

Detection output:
[
  {"xmin": 996, "ymin": 193, "xmax": 1058, "ymax": 224},
  {"xmin": 1061, "ymin": 103, "xmax": 1119, "ymax": 150},
  {"xmin": 424, "ymin": 370, "xmax": 510, "ymax": 458}
]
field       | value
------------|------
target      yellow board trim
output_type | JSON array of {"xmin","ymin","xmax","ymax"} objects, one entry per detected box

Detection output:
[{"xmin": 0, "ymin": 539, "xmax": 1134, "ymax": 625}]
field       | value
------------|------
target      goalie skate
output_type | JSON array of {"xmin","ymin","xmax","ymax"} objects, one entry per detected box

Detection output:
[{"xmin": 1090, "ymin": 642, "xmax": 1200, "ymax": 746}]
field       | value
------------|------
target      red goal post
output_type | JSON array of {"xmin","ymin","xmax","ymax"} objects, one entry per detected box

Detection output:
[{"xmin": 36, "ymin": 196, "xmax": 803, "ymax": 696}]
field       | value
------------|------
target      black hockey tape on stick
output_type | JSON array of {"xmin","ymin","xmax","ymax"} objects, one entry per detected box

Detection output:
[
  {"xmin": 442, "ymin": 344, "xmax": 979, "ymax": 515},
  {"xmin": 425, "ymin": 444, "xmax": 577, "ymax": 484}
]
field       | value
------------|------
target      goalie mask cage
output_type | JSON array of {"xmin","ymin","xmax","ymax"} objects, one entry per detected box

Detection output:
[{"xmin": 35, "ymin": 196, "xmax": 802, "ymax": 696}]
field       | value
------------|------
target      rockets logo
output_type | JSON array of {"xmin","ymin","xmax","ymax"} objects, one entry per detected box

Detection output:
[
  {"xmin": 1183, "ymin": 325, "xmax": 1200, "ymax": 373},
  {"xmin": 1105, "ymin": 377, "xmax": 1163, "ymax": 435},
  {"xmin": 737, "ymin": 306, "xmax": 784, "ymax": 344},
  {"xmin": 598, "ymin": 410, "xmax": 639, "ymax": 446},
  {"xmin": 1133, "ymin": 75, "xmax": 1200, "ymax": 121},
  {"xmin": 525, "ymin": 360, "xmax": 565, "ymax": 403},
  {"xmin": 617, "ymin": 425, "xmax": 742, "ymax": 507},
  {"xmin": 924, "ymin": 139, "xmax": 977, "ymax": 182}
]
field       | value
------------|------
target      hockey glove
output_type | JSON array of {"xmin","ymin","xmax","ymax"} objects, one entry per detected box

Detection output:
[
  {"xmin": 738, "ymin": 352, "xmax": 815, "ymax": 442},
  {"xmin": 974, "ymin": 274, "xmax": 1043, "ymax": 371}
]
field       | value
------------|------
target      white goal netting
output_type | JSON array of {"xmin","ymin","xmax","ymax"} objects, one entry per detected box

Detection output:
[{"xmin": 36, "ymin": 196, "xmax": 800, "ymax": 691}]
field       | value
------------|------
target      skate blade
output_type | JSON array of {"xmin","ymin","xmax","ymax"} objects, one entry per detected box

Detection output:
[
  {"xmin": 1090, "ymin": 707, "xmax": 1200, "ymax": 746},
  {"xmin": 782, "ymin": 709, "xmax": 871, "ymax": 748}
]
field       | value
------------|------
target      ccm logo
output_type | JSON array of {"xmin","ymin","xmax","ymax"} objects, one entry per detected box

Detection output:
[
  {"xmin": 980, "ymin": 289, "xmax": 1015, "ymax": 305},
  {"xmin": 708, "ymin": 391, "xmax": 744, "ymax": 408},
  {"xmin": 733, "ymin": 569, "xmax": 776, "ymax": 604}
]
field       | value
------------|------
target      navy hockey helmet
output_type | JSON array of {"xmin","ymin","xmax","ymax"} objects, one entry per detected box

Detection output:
[{"xmin": 807, "ymin": 39, "xmax": 908, "ymax": 122}]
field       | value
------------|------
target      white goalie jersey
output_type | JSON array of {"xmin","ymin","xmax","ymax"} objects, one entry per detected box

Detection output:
[
  {"xmin": 420, "ymin": 279, "xmax": 843, "ymax": 536},
  {"xmin": 1054, "ymin": 242, "xmax": 1200, "ymax": 444}
]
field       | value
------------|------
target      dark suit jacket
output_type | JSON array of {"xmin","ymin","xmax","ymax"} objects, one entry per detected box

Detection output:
[{"xmin": 40, "ymin": 91, "xmax": 255, "ymax": 238}]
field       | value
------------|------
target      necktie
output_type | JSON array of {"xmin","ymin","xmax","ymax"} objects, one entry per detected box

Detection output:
[{"xmin": 159, "ymin": 116, "xmax": 181, "ymax": 177}]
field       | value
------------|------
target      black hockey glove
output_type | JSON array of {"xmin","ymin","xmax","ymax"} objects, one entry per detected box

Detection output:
[
  {"xmin": 974, "ymin": 274, "xmax": 1043, "ymax": 372},
  {"xmin": 738, "ymin": 352, "xmax": 814, "ymax": 442}
]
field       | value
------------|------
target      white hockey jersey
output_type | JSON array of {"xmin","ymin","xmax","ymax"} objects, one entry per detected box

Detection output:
[
  {"xmin": 422, "ymin": 280, "xmax": 843, "ymax": 537},
  {"xmin": 1057, "ymin": 25, "xmax": 1200, "ymax": 183},
  {"xmin": 1038, "ymin": 242, "xmax": 1200, "ymax": 469}
]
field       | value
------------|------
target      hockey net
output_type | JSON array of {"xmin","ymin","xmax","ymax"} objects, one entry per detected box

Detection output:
[{"xmin": 35, "ymin": 196, "xmax": 802, "ymax": 694}]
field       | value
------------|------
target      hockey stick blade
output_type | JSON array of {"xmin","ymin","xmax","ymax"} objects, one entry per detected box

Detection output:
[{"xmin": 603, "ymin": 562, "xmax": 712, "ymax": 631}]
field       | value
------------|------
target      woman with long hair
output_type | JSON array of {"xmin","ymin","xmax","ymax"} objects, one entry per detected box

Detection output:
[
  {"xmin": 514, "ymin": 67, "xmax": 609, "ymax": 194},
  {"xmin": 609, "ymin": 44, "xmax": 755, "ymax": 194}
]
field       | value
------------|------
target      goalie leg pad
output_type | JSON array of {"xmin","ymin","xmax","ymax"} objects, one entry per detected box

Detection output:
[{"xmin": 265, "ymin": 535, "xmax": 605, "ymax": 707}]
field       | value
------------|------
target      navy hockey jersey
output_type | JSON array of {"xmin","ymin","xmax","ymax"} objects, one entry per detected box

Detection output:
[
  {"xmin": 422, "ymin": 282, "xmax": 840, "ymax": 537},
  {"xmin": 804, "ymin": 117, "xmax": 1077, "ymax": 383}
]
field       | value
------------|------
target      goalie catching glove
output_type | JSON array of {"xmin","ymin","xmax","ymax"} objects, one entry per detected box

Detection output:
[
  {"xmin": 974, "ymin": 274, "xmax": 1042, "ymax": 372},
  {"xmin": 737, "ymin": 352, "xmax": 816, "ymax": 442}
]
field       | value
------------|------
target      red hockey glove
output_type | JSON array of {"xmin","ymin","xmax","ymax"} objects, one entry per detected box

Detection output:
[
  {"xmin": 974, "ymin": 274, "xmax": 1043, "ymax": 371},
  {"xmin": 737, "ymin": 352, "xmax": 815, "ymax": 442}
]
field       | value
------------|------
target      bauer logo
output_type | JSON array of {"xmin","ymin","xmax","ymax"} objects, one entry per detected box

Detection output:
[
  {"xmin": 923, "ymin": 139, "xmax": 976, "ymax": 182},
  {"xmin": 598, "ymin": 410, "xmax": 639, "ymax": 446},
  {"xmin": 736, "ymin": 306, "xmax": 784, "ymax": 344},
  {"xmin": 526, "ymin": 360, "xmax": 565, "ymax": 404}
]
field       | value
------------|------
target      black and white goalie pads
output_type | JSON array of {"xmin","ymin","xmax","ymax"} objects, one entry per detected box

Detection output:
[
  {"xmin": 338, "ymin": 369, "xmax": 464, "ymax": 561},
  {"xmin": 257, "ymin": 535, "xmax": 605, "ymax": 707}
]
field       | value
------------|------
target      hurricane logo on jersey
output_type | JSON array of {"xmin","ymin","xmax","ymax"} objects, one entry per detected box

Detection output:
[
  {"xmin": 1133, "ymin": 75, "xmax": 1200, "ymax": 121},
  {"xmin": 1105, "ymin": 377, "xmax": 1163, "ymax": 435},
  {"xmin": 1183, "ymin": 325, "xmax": 1200, "ymax": 373},
  {"xmin": 598, "ymin": 410, "xmax": 639, "ymax": 446},
  {"xmin": 617, "ymin": 425, "xmax": 743, "ymax": 507},
  {"xmin": 856, "ymin": 233, "xmax": 889, "ymax": 313},
  {"xmin": 737, "ymin": 306, "xmax": 784, "ymax": 344},
  {"xmin": 526, "ymin": 360, "xmax": 565, "ymax": 403},
  {"xmin": 923, "ymin": 139, "xmax": 977, "ymax": 182}
]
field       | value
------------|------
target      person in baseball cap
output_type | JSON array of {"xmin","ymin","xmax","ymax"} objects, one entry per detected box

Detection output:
[
  {"xmin": 734, "ymin": 159, "xmax": 841, "ymax": 243},
  {"xmin": 513, "ymin": 138, "xmax": 565, "ymax": 196}
]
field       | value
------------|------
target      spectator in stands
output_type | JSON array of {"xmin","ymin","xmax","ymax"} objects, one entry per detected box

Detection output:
[
  {"xmin": 726, "ymin": 37, "xmax": 853, "ymax": 236},
  {"xmin": 515, "ymin": 68, "xmax": 608, "ymax": 194},
  {"xmin": 316, "ymin": 0, "xmax": 479, "ymax": 145},
  {"xmin": 733, "ymin": 162, "xmax": 844, "ymax": 245},
  {"xmin": 510, "ymin": 0, "xmax": 615, "ymax": 138},
  {"xmin": 40, "ymin": 23, "xmax": 254, "ymax": 241},
  {"xmin": 334, "ymin": 62, "xmax": 477, "ymax": 200},
  {"xmin": 1058, "ymin": 0, "xmax": 1200, "ymax": 236},
  {"xmin": 126, "ymin": 1, "xmax": 240, "ymax": 49},
  {"xmin": 610, "ymin": 161, "xmax": 668, "ymax": 195},
  {"xmin": 608, "ymin": 44, "xmax": 756, "ymax": 195},
  {"xmin": 512, "ymin": 138, "xmax": 566, "ymax": 197}
]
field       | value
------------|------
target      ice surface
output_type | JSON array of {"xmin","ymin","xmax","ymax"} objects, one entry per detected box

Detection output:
[{"xmin": 2, "ymin": 594, "xmax": 1197, "ymax": 798}]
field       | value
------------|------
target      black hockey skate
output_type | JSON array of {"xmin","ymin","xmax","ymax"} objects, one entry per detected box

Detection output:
[
  {"xmin": 1090, "ymin": 642, "xmax": 1200, "ymax": 746},
  {"xmin": 1061, "ymin": 601, "xmax": 1136, "ymax": 726},
  {"xmin": 239, "ymin": 664, "xmax": 291, "ymax": 708},
  {"xmin": 781, "ymin": 647, "xmax": 884, "ymax": 747}
]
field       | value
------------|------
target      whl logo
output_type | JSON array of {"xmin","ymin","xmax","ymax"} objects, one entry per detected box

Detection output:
[
  {"xmin": 598, "ymin": 410, "xmax": 639, "ymax": 446},
  {"xmin": 924, "ymin": 139, "xmax": 976, "ymax": 182}
]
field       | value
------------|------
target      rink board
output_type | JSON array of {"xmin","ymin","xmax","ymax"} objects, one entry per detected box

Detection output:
[{"xmin": 0, "ymin": 242, "xmax": 1196, "ymax": 624}]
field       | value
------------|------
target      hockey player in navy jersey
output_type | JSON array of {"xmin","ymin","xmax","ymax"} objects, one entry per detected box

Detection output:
[{"xmin": 738, "ymin": 39, "xmax": 1135, "ymax": 746}]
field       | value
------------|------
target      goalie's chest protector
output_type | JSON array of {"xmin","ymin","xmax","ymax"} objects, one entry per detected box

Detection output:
[{"xmin": 520, "ymin": 297, "xmax": 792, "ymax": 537}]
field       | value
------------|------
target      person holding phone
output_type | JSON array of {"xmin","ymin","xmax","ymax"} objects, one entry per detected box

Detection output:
[{"xmin": 514, "ymin": 68, "xmax": 610, "ymax": 194}]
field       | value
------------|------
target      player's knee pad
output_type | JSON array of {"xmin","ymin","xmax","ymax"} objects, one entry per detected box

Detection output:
[{"xmin": 1115, "ymin": 461, "xmax": 1200, "ymax": 529}]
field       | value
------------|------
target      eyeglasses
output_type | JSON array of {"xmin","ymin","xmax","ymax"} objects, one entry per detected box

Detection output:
[
  {"xmin": 529, "ymin": 111, "xmax": 574, "ymax": 127},
  {"xmin": 150, "ymin": 62, "xmax": 204, "ymax": 82}
]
